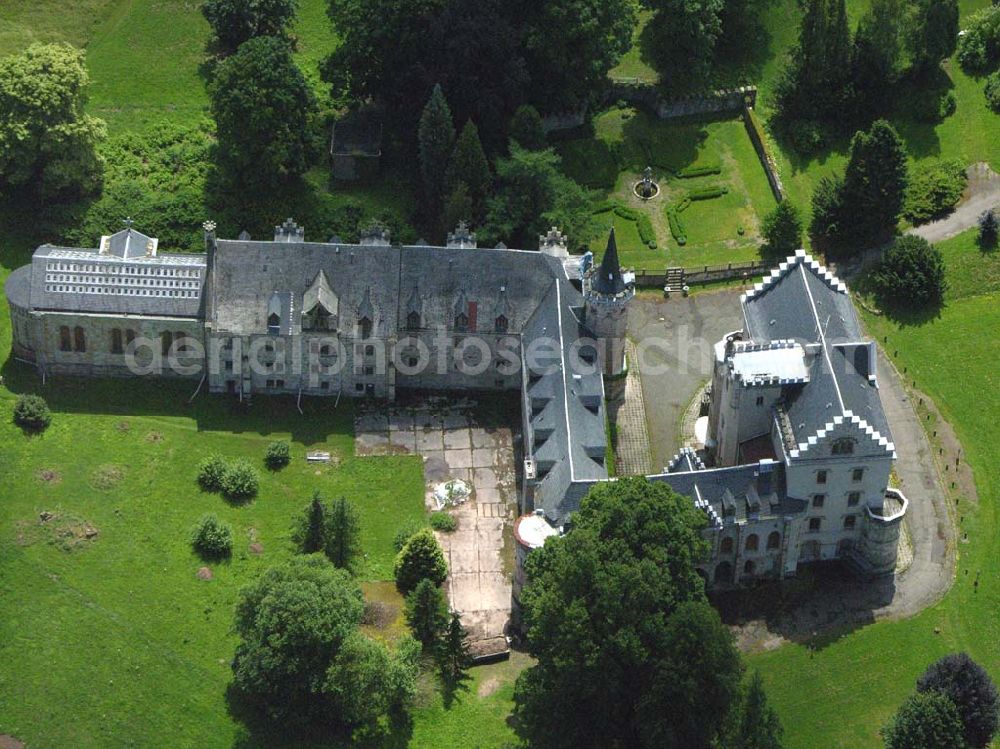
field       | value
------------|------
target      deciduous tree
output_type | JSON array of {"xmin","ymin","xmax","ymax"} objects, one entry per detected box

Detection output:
[
  {"xmin": 882, "ymin": 691, "xmax": 965, "ymax": 749},
  {"xmin": 647, "ymin": 0, "xmax": 725, "ymax": 90},
  {"xmin": 0, "ymin": 43, "xmax": 106, "ymax": 199},
  {"xmin": 202, "ymin": 0, "xmax": 299, "ymax": 55},
  {"xmin": 917, "ymin": 653, "xmax": 1000, "ymax": 748},
  {"xmin": 907, "ymin": 0, "xmax": 959, "ymax": 76},
  {"xmin": 394, "ymin": 528, "xmax": 448, "ymax": 594}
]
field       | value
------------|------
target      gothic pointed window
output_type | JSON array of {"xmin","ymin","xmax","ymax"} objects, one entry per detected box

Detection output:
[
  {"xmin": 495, "ymin": 314, "xmax": 508, "ymax": 333},
  {"xmin": 407, "ymin": 311, "xmax": 421, "ymax": 330},
  {"xmin": 59, "ymin": 326, "xmax": 72, "ymax": 352},
  {"xmin": 267, "ymin": 313, "xmax": 280, "ymax": 336},
  {"xmin": 359, "ymin": 316, "xmax": 373, "ymax": 339},
  {"xmin": 455, "ymin": 312, "xmax": 469, "ymax": 332}
]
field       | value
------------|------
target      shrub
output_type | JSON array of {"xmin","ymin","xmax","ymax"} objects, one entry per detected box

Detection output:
[
  {"xmin": 191, "ymin": 513, "xmax": 233, "ymax": 559},
  {"xmin": 265, "ymin": 440, "xmax": 290, "ymax": 470},
  {"xmin": 917, "ymin": 652, "xmax": 1000, "ymax": 748},
  {"xmin": 221, "ymin": 458, "xmax": 260, "ymax": 501},
  {"xmin": 666, "ymin": 205, "xmax": 688, "ymax": 245},
  {"xmin": 394, "ymin": 528, "xmax": 448, "ymax": 594},
  {"xmin": 429, "ymin": 511, "xmax": 457, "ymax": 532},
  {"xmin": 612, "ymin": 205, "xmax": 638, "ymax": 221},
  {"xmin": 979, "ymin": 209, "xmax": 999, "ymax": 248},
  {"xmin": 635, "ymin": 214, "xmax": 656, "ymax": 247},
  {"xmin": 785, "ymin": 119, "xmax": 826, "ymax": 154},
  {"xmin": 394, "ymin": 519, "xmax": 425, "ymax": 552},
  {"xmin": 13, "ymin": 394, "xmax": 51, "ymax": 432},
  {"xmin": 912, "ymin": 90, "xmax": 958, "ymax": 123},
  {"xmin": 985, "ymin": 72, "xmax": 1000, "ymax": 113},
  {"xmin": 590, "ymin": 200, "xmax": 616, "ymax": 215},
  {"xmin": 957, "ymin": 6, "xmax": 1000, "ymax": 73},
  {"xmin": 677, "ymin": 164, "xmax": 721, "ymax": 179},
  {"xmin": 882, "ymin": 691, "xmax": 966, "ymax": 749},
  {"xmin": 874, "ymin": 236, "xmax": 947, "ymax": 308},
  {"xmin": 197, "ymin": 454, "xmax": 227, "ymax": 492},
  {"xmin": 904, "ymin": 160, "xmax": 967, "ymax": 224},
  {"xmin": 689, "ymin": 186, "xmax": 728, "ymax": 201}
]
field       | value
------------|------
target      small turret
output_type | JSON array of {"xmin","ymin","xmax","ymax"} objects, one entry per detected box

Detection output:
[{"xmin": 584, "ymin": 229, "xmax": 634, "ymax": 377}]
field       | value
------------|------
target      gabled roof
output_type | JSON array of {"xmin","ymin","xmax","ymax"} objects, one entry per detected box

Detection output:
[
  {"xmin": 302, "ymin": 270, "xmax": 338, "ymax": 316},
  {"xmin": 100, "ymin": 227, "xmax": 158, "ymax": 259}
]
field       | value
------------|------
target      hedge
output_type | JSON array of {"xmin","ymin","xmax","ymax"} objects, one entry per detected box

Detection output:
[
  {"xmin": 666, "ymin": 205, "xmax": 688, "ymax": 245},
  {"xmin": 689, "ymin": 186, "xmax": 729, "ymax": 201},
  {"xmin": 677, "ymin": 164, "xmax": 722, "ymax": 179},
  {"xmin": 636, "ymin": 214, "xmax": 656, "ymax": 248},
  {"xmin": 613, "ymin": 205, "xmax": 639, "ymax": 221}
]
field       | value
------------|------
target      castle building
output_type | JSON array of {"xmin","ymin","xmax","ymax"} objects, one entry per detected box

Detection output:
[{"xmin": 6, "ymin": 221, "xmax": 906, "ymax": 596}]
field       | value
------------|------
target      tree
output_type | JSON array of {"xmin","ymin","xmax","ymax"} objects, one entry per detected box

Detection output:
[
  {"xmin": 232, "ymin": 555, "xmax": 365, "ymax": 722},
  {"xmin": 809, "ymin": 173, "xmax": 846, "ymax": 245},
  {"xmin": 265, "ymin": 440, "xmax": 290, "ymax": 469},
  {"xmin": 0, "ymin": 43, "xmax": 106, "ymax": 199},
  {"xmin": 874, "ymin": 235, "xmax": 947, "ymax": 309},
  {"xmin": 438, "ymin": 611, "xmax": 471, "ymax": 687},
  {"xmin": 762, "ymin": 201, "xmax": 803, "ymax": 257},
  {"xmin": 395, "ymin": 528, "xmax": 448, "ymax": 594},
  {"xmin": 979, "ymin": 209, "xmax": 999, "ymax": 248},
  {"xmin": 197, "ymin": 454, "xmax": 227, "ymax": 492},
  {"xmin": 202, "ymin": 0, "xmax": 299, "ymax": 55},
  {"xmin": 723, "ymin": 671, "xmax": 784, "ymax": 749},
  {"xmin": 509, "ymin": 104, "xmax": 547, "ymax": 151},
  {"xmin": 324, "ymin": 497, "xmax": 362, "ymax": 573},
  {"xmin": 442, "ymin": 182, "xmax": 474, "ymax": 234},
  {"xmin": 405, "ymin": 578, "xmax": 448, "ymax": 650},
  {"xmin": 444, "ymin": 120, "xmax": 491, "ymax": 221},
  {"xmin": 190, "ymin": 513, "xmax": 234, "ymax": 559},
  {"xmin": 522, "ymin": 0, "xmax": 637, "ymax": 113},
  {"xmin": 647, "ymin": 0, "xmax": 725, "ymax": 90},
  {"xmin": 325, "ymin": 632, "xmax": 420, "ymax": 742},
  {"xmin": 209, "ymin": 36, "xmax": 317, "ymax": 186},
  {"xmin": 418, "ymin": 84, "xmax": 457, "ymax": 216},
  {"xmin": 850, "ymin": 0, "xmax": 902, "ymax": 115},
  {"xmin": 512, "ymin": 477, "xmax": 724, "ymax": 749},
  {"xmin": 907, "ymin": 0, "xmax": 959, "ymax": 76},
  {"xmin": 221, "ymin": 458, "xmax": 260, "ymax": 501},
  {"xmin": 882, "ymin": 691, "xmax": 965, "ymax": 749},
  {"xmin": 294, "ymin": 492, "xmax": 327, "ymax": 554},
  {"xmin": 840, "ymin": 120, "xmax": 908, "ymax": 246},
  {"xmin": 484, "ymin": 144, "xmax": 596, "ymax": 249},
  {"xmin": 12, "ymin": 394, "xmax": 51, "ymax": 432},
  {"xmin": 917, "ymin": 653, "xmax": 1000, "ymax": 748}
]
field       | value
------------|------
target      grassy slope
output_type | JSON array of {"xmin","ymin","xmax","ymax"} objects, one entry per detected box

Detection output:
[{"xmin": 751, "ymin": 229, "xmax": 1000, "ymax": 748}]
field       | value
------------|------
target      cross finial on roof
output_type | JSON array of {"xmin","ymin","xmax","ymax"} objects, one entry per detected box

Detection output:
[{"xmin": 123, "ymin": 216, "xmax": 134, "ymax": 231}]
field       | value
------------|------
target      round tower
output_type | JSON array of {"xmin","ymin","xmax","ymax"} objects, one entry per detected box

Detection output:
[{"xmin": 584, "ymin": 228, "xmax": 634, "ymax": 377}]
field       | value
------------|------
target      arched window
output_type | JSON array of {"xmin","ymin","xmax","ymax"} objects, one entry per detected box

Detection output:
[
  {"xmin": 455, "ymin": 312, "xmax": 469, "ymax": 332},
  {"xmin": 407, "ymin": 311, "xmax": 421, "ymax": 330},
  {"xmin": 720, "ymin": 536, "xmax": 734, "ymax": 554},
  {"xmin": 745, "ymin": 534, "xmax": 759, "ymax": 552},
  {"xmin": 358, "ymin": 316, "xmax": 372, "ymax": 339},
  {"xmin": 495, "ymin": 315, "xmax": 508, "ymax": 333},
  {"xmin": 267, "ymin": 313, "xmax": 280, "ymax": 336},
  {"xmin": 73, "ymin": 326, "xmax": 86, "ymax": 353},
  {"xmin": 767, "ymin": 531, "xmax": 781, "ymax": 550},
  {"xmin": 111, "ymin": 328, "xmax": 123, "ymax": 354},
  {"xmin": 161, "ymin": 330, "xmax": 173, "ymax": 356},
  {"xmin": 59, "ymin": 326, "xmax": 72, "ymax": 352}
]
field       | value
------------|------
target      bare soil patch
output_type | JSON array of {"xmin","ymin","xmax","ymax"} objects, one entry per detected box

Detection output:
[
  {"xmin": 17, "ymin": 511, "xmax": 99, "ymax": 551},
  {"xmin": 116, "ymin": 420, "xmax": 131, "ymax": 434},
  {"xmin": 362, "ymin": 601, "xmax": 398, "ymax": 630},
  {"xmin": 477, "ymin": 677, "xmax": 501, "ymax": 698},
  {"xmin": 144, "ymin": 431, "xmax": 164, "ymax": 443},
  {"xmin": 248, "ymin": 542, "xmax": 264, "ymax": 555},
  {"xmin": 89, "ymin": 464, "xmax": 125, "ymax": 491},
  {"xmin": 0, "ymin": 735, "xmax": 26, "ymax": 749},
  {"xmin": 36, "ymin": 468, "xmax": 61, "ymax": 485},
  {"xmin": 196, "ymin": 566, "xmax": 214, "ymax": 581}
]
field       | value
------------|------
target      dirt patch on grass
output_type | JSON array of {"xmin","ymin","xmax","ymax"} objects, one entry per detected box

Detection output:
[
  {"xmin": 116, "ymin": 421, "xmax": 131, "ymax": 434},
  {"xmin": 0, "ymin": 735, "xmax": 26, "ymax": 749},
  {"xmin": 196, "ymin": 566, "xmax": 214, "ymax": 580},
  {"xmin": 89, "ymin": 464, "xmax": 125, "ymax": 491},
  {"xmin": 912, "ymin": 385, "xmax": 978, "ymax": 504},
  {"xmin": 144, "ymin": 431, "xmax": 164, "ymax": 443},
  {"xmin": 477, "ymin": 677, "xmax": 501, "ymax": 698},
  {"xmin": 17, "ymin": 511, "xmax": 99, "ymax": 551},
  {"xmin": 362, "ymin": 601, "xmax": 398, "ymax": 630},
  {"xmin": 248, "ymin": 542, "xmax": 264, "ymax": 555},
  {"xmin": 36, "ymin": 468, "xmax": 61, "ymax": 485}
]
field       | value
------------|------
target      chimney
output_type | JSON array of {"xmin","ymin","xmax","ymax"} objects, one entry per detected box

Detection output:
[{"xmin": 274, "ymin": 218, "xmax": 304, "ymax": 243}]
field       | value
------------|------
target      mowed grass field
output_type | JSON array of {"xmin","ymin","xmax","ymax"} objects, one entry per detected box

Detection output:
[{"xmin": 750, "ymin": 228, "xmax": 1000, "ymax": 748}]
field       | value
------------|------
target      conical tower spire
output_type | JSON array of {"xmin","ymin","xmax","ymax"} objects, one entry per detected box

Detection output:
[{"xmin": 593, "ymin": 228, "xmax": 626, "ymax": 295}]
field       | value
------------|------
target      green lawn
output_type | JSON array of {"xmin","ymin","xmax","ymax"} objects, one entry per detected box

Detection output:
[{"xmin": 570, "ymin": 109, "xmax": 778, "ymax": 269}]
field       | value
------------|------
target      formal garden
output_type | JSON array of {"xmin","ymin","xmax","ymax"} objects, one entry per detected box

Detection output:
[{"xmin": 5, "ymin": 0, "xmax": 1000, "ymax": 746}]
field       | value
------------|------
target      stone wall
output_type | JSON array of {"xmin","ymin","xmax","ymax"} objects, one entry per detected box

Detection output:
[
  {"xmin": 608, "ymin": 81, "xmax": 757, "ymax": 121},
  {"xmin": 743, "ymin": 107, "xmax": 786, "ymax": 202}
]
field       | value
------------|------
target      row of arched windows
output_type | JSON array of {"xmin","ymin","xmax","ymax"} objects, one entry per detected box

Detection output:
[
  {"xmin": 719, "ymin": 531, "xmax": 781, "ymax": 554},
  {"xmin": 110, "ymin": 328, "xmax": 136, "ymax": 354},
  {"xmin": 404, "ymin": 312, "xmax": 510, "ymax": 333},
  {"xmin": 59, "ymin": 326, "xmax": 86, "ymax": 353}
]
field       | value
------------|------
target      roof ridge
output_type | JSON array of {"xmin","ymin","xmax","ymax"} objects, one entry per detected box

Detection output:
[{"xmin": 742, "ymin": 249, "xmax": 848, "ymax": 302}]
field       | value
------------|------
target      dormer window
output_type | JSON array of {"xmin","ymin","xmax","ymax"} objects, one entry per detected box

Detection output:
[
  {"xmin": 495, "ymin": 314, "xmax": 508, "ymax": 333},
  {"xmin": 303, "ymin": 305, "xmax": 332, "ymax": 332},
  {"xmin": 359, "ymin": 316, "xmax": 373, "ymax": 339},
  {"xmin": 267, "ymin": 312, "xmax": 280, "ymax": 336},
  {"xmin": 407, "ymin": 311, "xmax": 421, "ymax": 330},
  {"xmin": 455, "ymin": 312, "xmax": 469, "ymax": 332}
]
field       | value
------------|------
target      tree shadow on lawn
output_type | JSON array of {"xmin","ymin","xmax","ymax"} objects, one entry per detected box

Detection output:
[
  {"xmin": 225, "ymin": 683, "xmax": 415, "ymax": 749},
  {"xmin": 711, "ymin": 561, "xmax": 897, "ymax": 651},
  {"xmin": 0, "ymin": 359, "xmax": 354, "ymax": 446}
]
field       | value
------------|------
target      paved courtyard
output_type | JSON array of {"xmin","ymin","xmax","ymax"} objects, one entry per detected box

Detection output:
[{"xmin": 355, "ymin": 397, "xmax": 518, "ymax": 651}]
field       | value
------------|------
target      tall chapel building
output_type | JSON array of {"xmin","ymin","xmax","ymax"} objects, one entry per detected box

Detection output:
[{"xmin": 6, "ymin": 220, "xmax": 906, "ymax": 591}]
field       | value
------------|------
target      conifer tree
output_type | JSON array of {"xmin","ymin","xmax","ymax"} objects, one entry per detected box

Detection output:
[
  {"xmin": 418, "ymin": 84, "xmax": 456, "ymax": 216},
  {"xmin": 841, "ymin": 119, "xmax": 908, "ymax": 245},
  {"xmin": 297, "ymin": 491, "xmax": 327, "ymax": 554},
  {"xmin": 405, "ymin": 578, "xmax": 448, "ymax": 650},
  {"xmin": 726, "ymin": 671, "xmax": 784, "ymax": 749},
  {"xmin": 509, "ymin": 104, "xmax": 547, "ymax": 151},
  {"xmin": 438, "ymin": 611, "xmax": 471, "ymax": 684},
  {"xmin": 324, "ymin": 497, "xmax": 362, "ymax": 574},
  {"xmin": 445, "ymin": 120, "xmax": 491, "ymax": 221}
]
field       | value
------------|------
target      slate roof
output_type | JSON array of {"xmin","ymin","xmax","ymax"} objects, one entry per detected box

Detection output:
[
  {"xmin": 4, "ymin": 265, "xmax": 31, "ymax": 309},
  {"xmin": 742, "ymin": 251, "xmax": 892, "ymax": 454},
  {"xmin": 592, "ymin": 228, "xmax": 627, "ymax": 295}
]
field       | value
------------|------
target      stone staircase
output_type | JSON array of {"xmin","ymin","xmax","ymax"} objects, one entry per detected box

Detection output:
[{"xmin": 665, "ymin": 267, "xmax": 686, "ymax": 294}]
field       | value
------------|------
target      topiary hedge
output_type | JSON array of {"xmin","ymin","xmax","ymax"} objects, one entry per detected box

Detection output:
[
  {"xmin": 689, "ymin": 186, "xmax": 729, "ymax": 201},
  {"xmin": 666, "ymin": 205, "xmax": 687, "ymax": 245},
  {"xmin": 676, "ymin": 164, "xmax": 722, "ymax": 179},
  {"xmin": 13, "ymin": 394, "xmax": 51, "ymax": 432}
]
